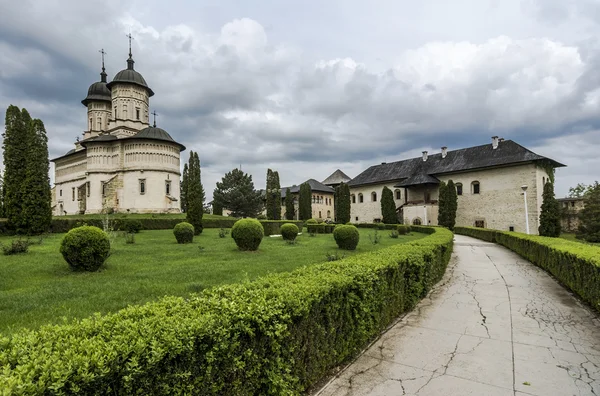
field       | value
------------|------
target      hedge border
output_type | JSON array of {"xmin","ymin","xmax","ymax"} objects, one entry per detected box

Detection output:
[
  {"xmin": 0, "ymin": 227, "xmax": 453, "ymax": 395},
  {"xmin": 455, "ymin": 226, "xmax": 600, "ymax": 313}
]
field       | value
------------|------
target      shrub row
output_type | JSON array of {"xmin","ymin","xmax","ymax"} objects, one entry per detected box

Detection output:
[
  {"xmin": 353, "ymin": 223, "xmax": 399, "ymax": 230},
  {"xmin": 261, "ymin": 220, "xmax": 304, "ymax": 236},
  {"xmin": 455, "ymin": 227, "xmax": 600, "ymax": 313},
  {"xmin": 306, "ymin": 223, "xmax": 335, "ymax": 234},
  {"xmin": 0, "ymin": 227, "xmax": 453, "ymax": 395}
]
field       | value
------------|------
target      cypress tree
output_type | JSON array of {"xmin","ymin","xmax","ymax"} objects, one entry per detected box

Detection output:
[
  {"xmin": 186, "ymin": 151, "xmax": 204, "ymax": 235},
  {"xmin": 447, "ymin": 180, "xmax": 458, "ymax": 230},
  {"xmin": 21, "ymin": 118, "xmax": 52, "ymax": 234},
  {"xmin": 577, "ymin": 181, "xmax": 600, "ymax": 242},
  {"xmin": 299, "ymin": 182, "xmax": 312, "ymax": 220},
  {"xmin": 335, "ymin": 182, "xmax": 351, "ymax": 224},
  {"xmin": 538, "ymin": 181, "xmax": 561, "ymax": 237},
  {"xmin": 181, "ymin": 163, "xmax": 189, "ymax": 212},
  {"xmin": 265, "ymin": 169, "xmax": 274, "ymax": 219},
  {"xmin": 3, "ymin": 106, "xmax": 29, "ymax": 233},
  {"xmin": 381, "ymin": 186, "xmax": 397, "ymax": 224},
  {"xmin": 0, "ymin": 171, "xmax": 4, "ymax": 218},
  {"xmin": 272, "ymin": 171, "xmax": 281, "ymax": 220},
  {"xmin": 285, "ymin": 188, "xmax": 295, "ymax": 220},
  {"xmin": 437, "ymin": 181, "xmax": 449, "ymax": 228}
]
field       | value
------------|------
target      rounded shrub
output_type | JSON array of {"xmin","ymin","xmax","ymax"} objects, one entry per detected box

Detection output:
[
  {"xmin": 60, "ymin": 226, "xmax": 111, "ymax": 272},
  {"xmin": 306, "ymin": 218, "xmax": 318, "ymax": 225},
  {"xmin": 231, "ymin": 218, "xmax": 264, "ymax": 251},
  {"xmin": 397, "ymin": 225, "xmax": 409, "ymax": 235},
  {"xmin": 173, "ymin": 222, "xmax": 195, "ymax": 244},
  {"xmin": 333, "ymin": 225, "xmax": 360, "ymax": 250},
  {"xmin": 280, "ymin": 223, "xmax": 299, "ymax": 241}
]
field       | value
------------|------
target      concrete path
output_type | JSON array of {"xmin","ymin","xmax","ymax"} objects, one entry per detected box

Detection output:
[{"xmin": 316, "ymin": 235, "xmax": 600, "ymax": 396}]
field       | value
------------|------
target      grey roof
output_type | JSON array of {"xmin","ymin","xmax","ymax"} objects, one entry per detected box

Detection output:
[
  {"xmin": 106, "ymin": 57, "xmax": 154, "ymax": 97},
  {"xmin": 280, "ymin": 179, "xmax": 335, "ymax": 197},
  {"xmin": 395, "ymin": 174, "xmax": 440, "ymax": 187},
  {"xmin": 127, "ymin": 126, "xmax": 186, "ymax": 151},
  {"xmin": 322, "ymin": 169, "xmax": 352, "ymax": 186},
  {"xmin": 80, "ymin": 134, "xmax": 118, "ymax": 145},
  {"xmin": 81, "ymin": 81, "xmax": 111, "ymax": 106},
  {"xmin": 349, "ymin": 140, "xmax": 566, "ymax": 187}
]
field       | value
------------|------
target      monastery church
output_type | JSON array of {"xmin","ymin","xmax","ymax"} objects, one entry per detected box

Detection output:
[{"xmin": 52, "ymin": 42, "xmax": 185, "ymax": 215}]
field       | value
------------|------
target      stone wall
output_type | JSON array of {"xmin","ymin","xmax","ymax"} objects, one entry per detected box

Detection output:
[{"xmin": 349, "ymin": 183, "xmax": 404, "ymax": 223}]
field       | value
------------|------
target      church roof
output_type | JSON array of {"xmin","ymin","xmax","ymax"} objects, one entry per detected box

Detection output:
[
  {"xmin": 106, "ymin": 53, "xmax": 154, "ymax": 97},
  {"xmin": 81, "ymin": 81, "xmax": 111, "ymax": 106},
  {"xmin": 81, "ymin": 134, "xmax": 118, "ymax": 145},
  {"xmin": 348, "ymin": 139, "xmax": 566, "ymax": 187},
  {"xmin": 128, "ymin": 125, "xmax": 186, "ymax": 151},
  {"xmin": 322, "ymin": 169, "xmax": 352, "ymax": 186}
]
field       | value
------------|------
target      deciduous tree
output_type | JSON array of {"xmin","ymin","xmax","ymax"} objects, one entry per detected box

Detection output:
[{"xmin": 577, "ymin": 181, "xmax": 600, "ymax": 242}]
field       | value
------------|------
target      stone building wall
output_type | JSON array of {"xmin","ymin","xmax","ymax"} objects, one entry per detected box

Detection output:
[{"xmin": 349, "ymin": 183, "xmax": 405, "ymax": 223}]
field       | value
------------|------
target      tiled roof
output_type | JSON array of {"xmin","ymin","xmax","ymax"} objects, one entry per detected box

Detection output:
[
  {"xmin": 322, "ymin": 169, "xmax": 352, "ymax": 186},
  {"xmin": 349, "ymin": 140, "xmax": 565, "ymax": 187}
]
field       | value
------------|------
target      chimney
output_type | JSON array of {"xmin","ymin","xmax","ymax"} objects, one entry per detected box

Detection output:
[
  {"xmin": 422, "ymin": 151, "xmax": 428, "ymax": 161},
  {"xmin": 498, "ymin": 137, "xmax": 505, "ymax": 142},
  {"xmin": 492, "ymin": 136, "xmax": 499, "ymax": 149},
  {"xmin": 441, "ymin": 146, "xmax": 448, "ymax": 158}
]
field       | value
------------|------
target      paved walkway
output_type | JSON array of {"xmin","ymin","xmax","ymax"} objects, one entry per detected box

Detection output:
[{"xmin": 316, "ymin": 235, "xmax": 600, "ymax": 396}]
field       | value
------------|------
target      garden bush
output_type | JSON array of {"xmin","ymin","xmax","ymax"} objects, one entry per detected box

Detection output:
[
  {"xmin": 280, "ymin": 223, "xmax": 299, "ymax": 241},
  {"xmin": 397, "ymin": 225, "xmax": 409, "ymax": 235},
  {"xmin": 116, "ymin": 219, "xmax": 143, "ymax": 233},
  {"xmin": 232, "ymin": 218, "xmax": 264, "ymax": 251},
  {"xmin": 333, "ymin": 224, "xmax": 360, "ymax": 250},
  {"xmin": 2, "ymin": 239, "xmax": 31, "ymax": 255},
  {"xmin": 455, "ymin": 226, "xmax": 600, "ymax": 313},
  {"xmin": 0, "ymin": 227, "xmax": 452, "ymax": 395},
  {"xmin": 59, "ymin": 226, "xmax": 111, "ymax": 272},
  {"xmin": 173, "ymin": 222, "xmax": 195, "ymax": 244},
  {"xmin": 261, "ymin": 220, "xmax": 304, "ymax": 236},
  {"xmin": 306, "ymin": 218, "xmax": 318, "ymax": 225}
]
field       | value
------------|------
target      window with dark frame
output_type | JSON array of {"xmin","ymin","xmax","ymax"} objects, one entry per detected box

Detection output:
[
  {"xmin": 136, "ymin": 108, "xmax": 140, "ymax": 120},
  {"xmin": 472, "ymin": 181, "xmax": 480, "ymax": 194},
  {"xmin": 395, "ymin": 189, "xmax": 401, "ymax": 200},
  {"xmin": 165, "ymin": 180, "xmax": 171, "ymax": 195},
  {"xmin": 456, "ymin": 183, "xmax": 463, "ymax": 196},
  {"xmin": 139, "ymin": 179, "xmax": 146, "ymax": 195},
  {"xmin": 72, "ymin": 187, "xmax": 75, "ymax": 201},
  {"xmin": 359, "ymin": 194, "xmax": 363, "ymax": 203}
]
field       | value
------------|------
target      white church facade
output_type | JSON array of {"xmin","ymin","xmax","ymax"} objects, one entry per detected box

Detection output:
[{"xmin": 52, "ymin": 45, "xmax": 185, "ymax": 215}]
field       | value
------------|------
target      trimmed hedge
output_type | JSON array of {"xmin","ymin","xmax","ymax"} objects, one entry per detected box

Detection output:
[
  {"xmin": 173, "ymin": 222, "xmax": 195, "ymax": 244},
  {"xmin": 306, "ymin": 224, "xmax": 335, "ymax": 234},
  {"xmin": 455, "ymin": 227, "xmax": 600, "ymax": 312},
  {"xmin": 232, "ymin": 218, "xmax": 264, "ymax": 251},
  {"xmin": 59, "ymin": 226, "xmax": 111, "ymax": 272},
  {"xmin": 261, "ymin": 220, "xmax": 304, "ymax": 236},
  {"xmin": 280, "ymin": 223, "xmax": 299, "ymax": 241},
  {"xmin": 0, "ymin": 227, "xmax": 453, "ymax": 395},
  {"xmin": 333, "ymin": 225, "xmax": 360, "ymax": 250},
  {"xmin": 354, "ymin": 223, "xmax": 399, "ymax": 230}
]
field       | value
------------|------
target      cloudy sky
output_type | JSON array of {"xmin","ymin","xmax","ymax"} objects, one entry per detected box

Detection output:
[{"xmin": 1, "ymin": 0, "xmax": 599, "ymax": 199}]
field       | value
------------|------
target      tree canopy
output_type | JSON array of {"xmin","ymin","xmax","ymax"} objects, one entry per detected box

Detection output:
[
  {"xmin": 577, "ymin": 181, "xmax": 600, "ymax": 242},
  {"xmin": 185, "ymin": 151, "xmax": 205, "ymax": 235},
  {"xmin": 284, "ymin": 188, "xmax": 295, "ymax": 220},
  {"xmin": 299, "ymin": 182, "xmax": 312, "ymax": 220},
  {"xmin": 266, "ymin": 169, "xmax": 281, "ymax": 220},
  {"xmin": 213, "ymin": 168, "xmax": 263, "ymax": 218}
]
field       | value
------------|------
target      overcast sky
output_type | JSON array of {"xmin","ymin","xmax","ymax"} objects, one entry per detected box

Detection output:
[{"xmin": 1, "ymin": 0, "xmax": 599, "ymax": 199}]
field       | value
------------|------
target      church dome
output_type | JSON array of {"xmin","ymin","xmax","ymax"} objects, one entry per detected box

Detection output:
[
  {"xmin": 106, "ymin": 55, "xmax": 154, "ymax": 97},
  {"xmin": 130, "ymin": 125, "xmax": 186, "ymax": 151},
  {"xmin": 81, "ymin": 65, "xmax": 112, "ymax": 106}
]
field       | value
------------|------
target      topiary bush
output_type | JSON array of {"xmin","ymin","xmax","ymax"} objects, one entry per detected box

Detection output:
[
  {"xmin": 306, "ymin": 218, "xmax": 318, "ymax": 225},
  {"xmin": 333, "ymin": 225, "xmax": 360, "ymax": 250},
  {"xmin": 60, "ymin": 226, "xmax": 111, "ymax": 272},
  {"xmin": 232, "ymin": 218, "xmax": 264, "ymax": 251},
  {"xmin": 173, "ymin": 222, "xmax": 195, "ymax": 244},
  {"xmin": 397, "ymin": 225, "xmax": 409, "ymax": 235},
  {"xmin": 281, "ymin": 223, "xmax": 299, "ymax": 241}
]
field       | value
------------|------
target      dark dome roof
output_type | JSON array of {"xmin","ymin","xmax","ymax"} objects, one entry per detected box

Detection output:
[
  {"xmin": 81, "ymin": 81, "xmax": 111, "ymax": 106},
  {"xmin": 129, "ymin": 126, "xmax": 185, "ymax": 150},
  {"xmin": 106, "ymin": 57, "xmax": 154, "ymax": 96}
]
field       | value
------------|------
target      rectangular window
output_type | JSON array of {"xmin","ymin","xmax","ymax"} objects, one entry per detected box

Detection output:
[
  {"xmin": 395, "ymin": 190, "xmax": 401, "ymax": 200},
  {"xmin": 72, "ymin": 187, "xmax": 75, "ymax": 201},
  {"xmin": 59, "ymin": 189, "xmax": 62, "ymax": 197},
  {"xmin": 509, "ymin": 226, "xmax": 515, "ymax": 232},
  {"xmin": 102, "ymin": 182, "xmax": 106, "ymax": 197},
  {"xmin": 139, "ymin": 179, "xmax": 146, "ymax": 195},
  {"xmin": 86, "ymin": 182, "xmax": 90, "ymax": 197},
  {"xmin": 456, "ymin": 184, "xmax": 463, "ymax": 196},
  {"xmin": 473, "ymin": 183, "xmax": 480, "ymax": 194},
  {"xmin": 114, "ymin": 107, "xmax": 117, "ymax": 118},
  {"xmin": 165, "ymin": 180, "xmax": 171, "ymax": 195},
  {"xmin": 136, "ymin": 108, "xmax": 140, "ymax": 120},
  {"xmin": 352, "ymin": 195, "xmax": 356, "ymax": 204}
]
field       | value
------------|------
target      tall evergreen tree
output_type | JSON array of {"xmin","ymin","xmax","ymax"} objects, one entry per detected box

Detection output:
[
  {"xmin": 0, "ymin": 170, "xmax": 4, "ymax": 218},
  {"xmin": 186, "ymin": 151, "xmax": 205, "ymax": 235},
  {"xmin": 577, "ymin": 181, "xmax": 600, "ymax": 242},
  {"xmin": 437, "ymin": 181, "xmax": 449, "ymax": 228},
  {"xmin": 180, "ymin": 163, "xmax": 189, "ymax": 212},
  {"xmin": 335, "ymin": 182, "xmax": 351, "ymax": 224},
  {"xmin": 272, "ymin": 171, "xmax": 281, "ymax": 220},
  {"xmin": 299, "ymin": 182, "xmax": 312, "ymax": 220},
  {"xmin": 213, "ymin": 168, "xmax": 263, "ymax": 218},
  {"xmin": 21, "ymin": 118, "xmax": 51, "ymax": 234},
  {"xmin": 265, "ymin": 169, "xmax": 274, "ymax": 219},
  {"xmin": 212, "ymin": 201, "xmax": 223, "ymax": 216},
  {"xmin": 284, "ymin": 188, "xmax": 295, "ymax": 220},
  {"xmin": 538, "ymin": 181, "xmax": 561, "ymax": 237},
  {"xmin": 381, "ymin": 186, "xmax": 397, "ymax": 224},
  {"xmin": 3, "ymin": 106, "xmax": 30, "ymax": 233},
  {"xmin": 447, "ymin": 180, "xmax": 458, "ymax": 231}
]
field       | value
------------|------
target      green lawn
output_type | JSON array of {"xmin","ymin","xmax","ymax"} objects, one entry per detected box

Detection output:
[
  {"xmin": 0, "ymin": 228, "xmax": 424, "ymax": 335},
  {"xmin": 560, "ymin": 233, "xmax": 599, "ymax": 246}
]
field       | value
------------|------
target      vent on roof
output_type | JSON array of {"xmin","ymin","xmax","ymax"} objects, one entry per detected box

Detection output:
[
  {"xmin": 492, "ymin": 136, "xmax": 499, "ymax": 149},
  {"xmin": 422, "ymin": 151, "xmax": 428, "ymax": 161},
  {"xmin": 381, "ymin": 162, "xmax": 386, "ymax": 165},
  {"xmin": 441, "ymin": 146, "xmax": 448, "ymax": 158}
]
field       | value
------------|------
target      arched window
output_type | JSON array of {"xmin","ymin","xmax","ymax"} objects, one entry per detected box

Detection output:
[
  {"xmin": 358, "ymin": 193, "xmax": 363, "ymax": 203},
  {"xmin": 395, "ymin": 189, "xmax": 401, "ymax": 200},
  {"xmin": 351, "ymin": 194, "xmax": 356, "ymax": 204},
  {"xmin": 413, "ymin": 218, "xmax": 422, "ymax": 225},
  {"xmin": 371, "ymin": 192, "xmax": 377, "ymax": 202},
  {"xmin": 327, "ymin": 210, "xmax": 331, "ymax": 218},
  {"xmin": 456, "ymin": 183, "xmax": 463, "ymax": 196},
  {"xmin": 471, "ymin": 181, "xmax": 480, "ymax": 194}
]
